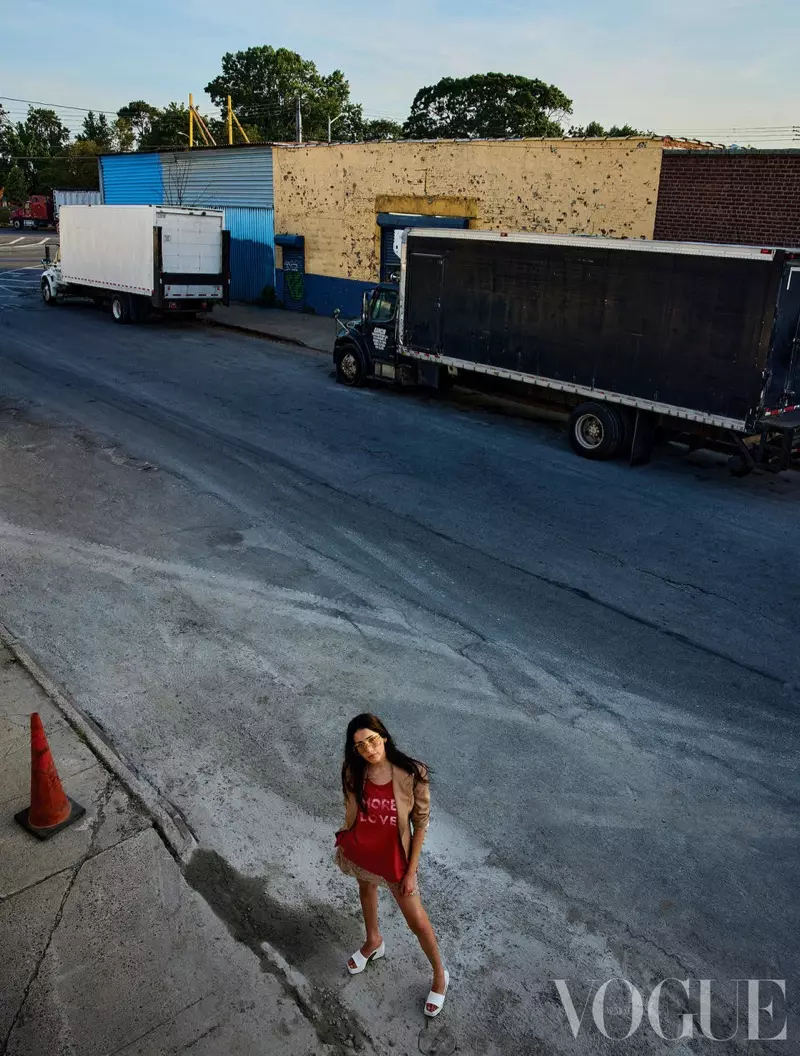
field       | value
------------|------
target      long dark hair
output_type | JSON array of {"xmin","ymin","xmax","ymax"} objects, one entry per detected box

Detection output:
[{"xmin": 342, "ymin": 713, "xmax": 430, "ymax": 815}]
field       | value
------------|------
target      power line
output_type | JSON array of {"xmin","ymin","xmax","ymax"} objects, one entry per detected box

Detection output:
[{"xmin": 0, "ymin": 94, "xmax": 119, "ymax": 116}]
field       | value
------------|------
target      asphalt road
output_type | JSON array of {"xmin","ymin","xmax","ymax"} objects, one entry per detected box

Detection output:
[
  {"xmin": 0, "ymin": 230, "xmax": 58, "ymax": 272},
  {"xmin": 0, "ymin": 284, "xmax": 797, "ymax": 1054}
]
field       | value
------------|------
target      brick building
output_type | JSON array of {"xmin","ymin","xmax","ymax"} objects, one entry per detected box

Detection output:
[{"xmin": 654, "ymin": 149, "xmax": 800, "ymax": 248}]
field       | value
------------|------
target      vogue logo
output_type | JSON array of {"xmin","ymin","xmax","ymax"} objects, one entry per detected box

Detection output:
[{"xmin": 553, "ymin": 978, "xmax": 787, "ymax": 1041}]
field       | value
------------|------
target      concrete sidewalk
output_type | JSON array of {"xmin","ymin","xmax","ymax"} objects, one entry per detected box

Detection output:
[
  {"xmin": 0, "ymin": 638, "xmax": 339, "ymax": 1056},
  {"xmin": 211, "ymin": 303, "xmax": 335, "ymax": 354}
]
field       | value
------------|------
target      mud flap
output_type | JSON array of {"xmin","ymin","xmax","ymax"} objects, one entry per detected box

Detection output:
[{"xmin": 629, "ymin": 409, "xmax": 655, "ymax": 466}]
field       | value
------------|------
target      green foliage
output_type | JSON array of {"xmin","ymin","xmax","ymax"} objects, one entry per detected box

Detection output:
[
  {"xmin": 0, "ymin": 107, "xmax": 71, "ymax": 193},
  {"xmin": 40, "ymin": 141, "xmax": 102, "ymax": 192},
  {"xmin": 259, "ymin": 284, "xmax": 280, "ymax": 308},
  {"xmin": 77, "ymin": 111, "xmax": 113, "ymax": 150},
  {"xmin": 112, "ymin": 117, "xmax": 135, "ymax": 153},
  {"xmin": 139, "ymin": 103, "xmax": 193, "ymax": 149},
  {"xmin": 568, "ymin": 122, "xmax": 651, "ymax": 137},
  {"xmin": 116, "ymin": 101, "xmax": 161, "ymax": 146},
  {"xmin": 4, "ymin": 164, "xmax": 28, "ymax": 204},
  {"xmin": 205, "ymin": 45, "xmax": 361, "ymax": 142},
  {"xmin": 356, "ymin": 118, "xmax": 403, "ymax": 142},
  {"xmin": 403, "ymin": 73, "xmax": 572, "ymax": 139}
]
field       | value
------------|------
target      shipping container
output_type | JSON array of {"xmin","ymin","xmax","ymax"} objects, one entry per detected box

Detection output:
[{"xmin": 53, "ymin": 189, "xmax": 103, "ymax": 216}]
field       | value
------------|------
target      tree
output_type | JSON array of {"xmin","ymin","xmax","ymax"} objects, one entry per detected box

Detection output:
[
  {"xmin": 139, "ymin": 103, "xmax": 192, "ymax": 148},
  {"xmin": 568, "ymin": 122, "xmax": 651, "ymax": 137},
  {"xmin": 0, "ymin": 107, "xmax": 71, "ymax": 193},
  {"xmin": 403, "ymin": 73, "xmax": 572, "ymax": 139},
  {"xmin": 38, "ymin": 140, "xmax": 102, "ymax": 192},
  {"xmin": 112, "ymin": 117, "xmax": 135, "ymax": 153},
  {"xmin": 4, "ymin": 164, "xmax": 28, "ymax": 204},
  {"xmin": 357, "ymin": 118, "xmax": 403, "ymax": 142},
  {"xmin": 205, "ymin": 45, "xmax": 360, "ymax": 142},
  {"xmin": 116, "ymin": 101, "xmax": 160, "ymax": 146},
  {"xmin": 77, "ymin": 111, "xmax": 113, "ymax": 150}
]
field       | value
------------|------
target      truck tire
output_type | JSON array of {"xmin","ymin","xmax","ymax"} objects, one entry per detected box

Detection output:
[
  {"xmin": 728, "ymin": 453, "xmax": 755, "ymax": 478},
  {"xmin": 335, "ymin": 344, "xmax": 366, "ymax": 387},
  {"xmin": 41, "ymin": 278, "xmax": 57, "ymax": 306},
  {"xmin": 12, "ymin": 219, "xmax": 23, "ymax": 230},
  {"xmin": 110, "ymin": 293, "xmax": 131, "ymax": 325},
  {"xmin": 569, "ymin": 402, "xmax": 626, "ymax": 460}
]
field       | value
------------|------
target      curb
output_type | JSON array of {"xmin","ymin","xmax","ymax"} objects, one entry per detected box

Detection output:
[
  {"xmin": 206, "ymin": 317, "xmax": 329, "ymax": 356},
  {"xmin": 0, "ymin": 621, "xmax": 197, "ymax": 864}
]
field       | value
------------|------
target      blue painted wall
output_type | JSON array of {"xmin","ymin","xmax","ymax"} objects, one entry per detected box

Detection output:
[
  {"xmin": 101, "ymin": 153, "xmax": 163, "ymax": 204},
  {"xmin": 226, "ymin": 206, "xmax": 275, "ymax": 302},
  {"xmin": 100, "ymin": 149, "xmax": 275, "ymax": 302},
  {"xmin": 275, "ymin": 270, "xmax": 375, "ymax": 317}
]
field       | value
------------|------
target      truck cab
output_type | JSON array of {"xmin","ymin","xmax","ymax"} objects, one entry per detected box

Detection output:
[
  {"xmin": 10, "ymin": 195, "xmax": 54, "ymax": 230},
  {"xmin": 334, "ymin": 282, "xmax": 399, "ymax": 386}
]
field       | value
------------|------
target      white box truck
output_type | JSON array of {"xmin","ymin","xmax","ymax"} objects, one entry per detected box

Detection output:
[{"xmin": 41, "ymin": 205, "xmax": 230, "ymax": 323}]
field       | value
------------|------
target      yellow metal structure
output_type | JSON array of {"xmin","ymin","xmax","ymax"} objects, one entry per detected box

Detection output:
[
  {"xmin": 186, "ymin": 93, "xmax": 216, "ymax": 147},
  {"xmin": 187, "ymin": 91, "xmax": 250, "ymax": 147},
  {"xmin": 232, "ymin": 111, "xmax": 250, "ymax": 145}
]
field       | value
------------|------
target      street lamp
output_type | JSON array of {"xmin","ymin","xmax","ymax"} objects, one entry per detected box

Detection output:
[{"xmin": 328, "ymin": 113, "xmax": 345, "ymax": 143}]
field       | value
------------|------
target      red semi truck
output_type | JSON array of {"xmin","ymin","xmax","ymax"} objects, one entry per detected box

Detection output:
[{"xmin": 9, "ymin": 195, "xmax": 55, "ymax": 230}]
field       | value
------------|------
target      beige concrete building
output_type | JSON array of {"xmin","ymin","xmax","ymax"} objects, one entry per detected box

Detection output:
[{"xmin": 272, "ymin": 137, "xmax": 671, "ymax": 315}]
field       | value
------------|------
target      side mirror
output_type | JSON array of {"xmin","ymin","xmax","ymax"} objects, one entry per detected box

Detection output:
[
  {"xmin": 333, "ymin": 308, "xmax": 340, "ymax": 319},
  {"xmin": 362, "ymin": 290, "xmax": 371, "ymax": 319}
]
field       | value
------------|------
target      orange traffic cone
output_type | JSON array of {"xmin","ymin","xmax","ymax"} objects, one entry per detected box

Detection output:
[{"xmin": 15, "ymin": 713, "xmax": 85, "ymax": 840}]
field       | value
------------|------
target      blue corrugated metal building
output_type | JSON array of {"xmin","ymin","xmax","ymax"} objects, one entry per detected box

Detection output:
[{"xmin": 99, "ymin": 146, "xmax": 275, "ymax": 302}]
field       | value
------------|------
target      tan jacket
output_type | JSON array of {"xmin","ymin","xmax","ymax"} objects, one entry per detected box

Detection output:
[{"xmin": 341, "ymin": 764, "xmax": 430, "ymax": 859}]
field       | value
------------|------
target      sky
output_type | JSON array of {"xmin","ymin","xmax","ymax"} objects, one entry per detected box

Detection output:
[{"xmin": 3, "ymin": 0, "xmax": 797, "ymax": 147}]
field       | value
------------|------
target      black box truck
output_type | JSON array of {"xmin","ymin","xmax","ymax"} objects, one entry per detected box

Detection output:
[{"xmin": 333, "ymin": 230, "xmax": 800, "ymax": 474}]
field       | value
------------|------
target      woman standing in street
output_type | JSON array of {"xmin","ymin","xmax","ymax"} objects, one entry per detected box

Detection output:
[{"xmin": 335, "ymin": 713, "xmax": 449, "ymax": 1017}]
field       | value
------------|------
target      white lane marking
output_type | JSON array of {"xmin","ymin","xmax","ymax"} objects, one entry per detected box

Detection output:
[
  {"xmin": 0, "ymin": 239, "xmax": 51, "ymax": 250},
  {"xmin": 0, "ymin": 237, "xmax": 24, "ymax": 246}
]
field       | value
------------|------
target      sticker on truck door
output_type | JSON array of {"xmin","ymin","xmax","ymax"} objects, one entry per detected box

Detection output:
[{"xmin": 373, "ymin": 328, "xmax": 388, "ymax": 351}]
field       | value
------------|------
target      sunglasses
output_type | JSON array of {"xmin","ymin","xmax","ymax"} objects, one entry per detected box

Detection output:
[{"xmin": 354, "ymin": 733, "xmax": 382, "ymax": 752}]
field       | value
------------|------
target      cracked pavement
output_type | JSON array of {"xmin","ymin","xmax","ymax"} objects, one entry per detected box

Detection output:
[
  {"xmin": 0, "ymin": 644, "xmax": 342, "ymax": 1056},
  {"xmin": 0, "ymin": 295, "xmax": 798, "ymax": 1053}
]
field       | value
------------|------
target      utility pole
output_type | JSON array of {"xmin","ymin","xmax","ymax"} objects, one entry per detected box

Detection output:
[
  {"xmin": 295, "ymin": 95, "xmax": 303, "ymax": 143},
  {"xmin": 227, "ymin": 95, "xmax": 233, "ymax": 146},
  {"xmin": 189, "ymin": 93, "xmax": 194, "ymax": 148}
]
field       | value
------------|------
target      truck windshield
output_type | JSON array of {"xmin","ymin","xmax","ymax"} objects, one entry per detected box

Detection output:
[{"xmin": 369, "ymin": 289, "xmax": 397, "ymax": 322}]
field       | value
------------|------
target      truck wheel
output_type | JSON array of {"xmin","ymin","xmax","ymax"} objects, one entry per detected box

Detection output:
[
  {"xmin": 335, "ymin": 344, "xmax": 365, "ymax": 387},
  {"xmin": 569, "ymin": 402, "xmax": 625, "ymax": 460},
  {"xmin": 728, "ymin": 453, "xmax": 755, "ymax": 478},
  {"xmin": 12, "ymin": 219, "xmax": 23, "ymax": 230},
  {"xmin": 111, "ymin": 294, "xmax": 131, "ymax": 324},
  {"xmin": 41, "ymin": 278, "xmax": 57, "ymax": 306}
]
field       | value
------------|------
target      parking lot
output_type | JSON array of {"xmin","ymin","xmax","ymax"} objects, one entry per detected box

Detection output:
[{"xmin": 0, "ymin": 232, "xmax": 57, "ymax": 309}]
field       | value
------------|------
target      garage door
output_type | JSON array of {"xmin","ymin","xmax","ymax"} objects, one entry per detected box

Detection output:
[{"xmin": 377, "ymin": 213, "xmax": 469, "ymax": 284}]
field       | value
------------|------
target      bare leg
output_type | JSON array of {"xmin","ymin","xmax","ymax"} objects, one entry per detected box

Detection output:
[
  {"xmin": 391, "ymin": 888, "xmax": 446, "ymax": 1005},
  {"xmin": 348, "ymin": 879, "xmax": 383, "ymax": 970}
]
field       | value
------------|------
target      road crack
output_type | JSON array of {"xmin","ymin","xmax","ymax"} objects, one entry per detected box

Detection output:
[{"xmin": 0, "ymin": 777, "xmax": 113, "ymax": 1055}]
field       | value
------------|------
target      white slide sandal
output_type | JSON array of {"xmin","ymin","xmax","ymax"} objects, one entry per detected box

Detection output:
[
  {"xmin": 424, "ymin": 969, "xmax": 450, "ymax": 1017},
  {"xmin": 347, "ymin": 941, "xmax": 386, "ymax": 975}
]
